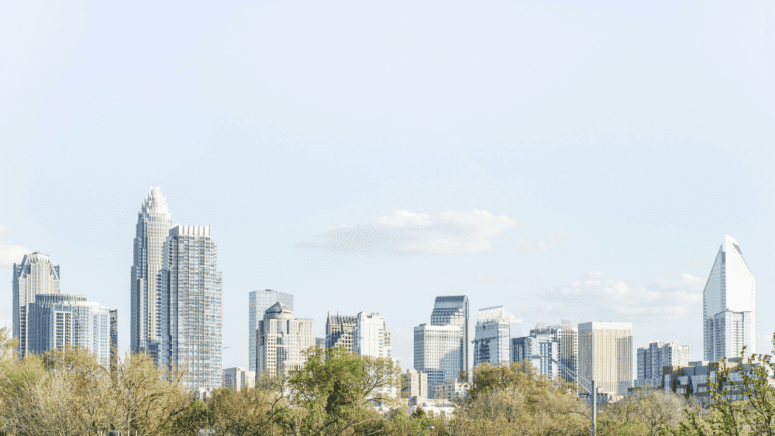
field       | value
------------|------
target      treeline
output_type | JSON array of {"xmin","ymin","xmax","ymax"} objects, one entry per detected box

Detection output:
[{"xmin": 1, "ymin": 327, "xmax": 774, "ymax": 436}]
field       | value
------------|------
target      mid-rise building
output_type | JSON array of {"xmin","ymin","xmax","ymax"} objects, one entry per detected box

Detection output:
[
  {"xmin": 326, "ymin": 312, "xmax": 357, "ymax": 352},
  {"xmin": 28, "ymin": 294, "xmax": 111, "ymax": 366},
  {"xmin": 512, "ymin": 332, "xmax": 560, "ymax": 379},
  {"xmin": 249, "ymin": 290, "xmax": 293, "ymax": 372},
  {"xmin": 224, "ymin": 367, "xmax": 255, "ymax": 391},
  {"xmin": 578, "ymin": 321, "xmax": 633, "ymax": 397},
  {"xmin": 635, "ymin": 341, "xmax": 690, "ymax": 388},
  {"xmin": 158, "ymin": 225, "xmax": 223, "ymax": 392},
  {"xmin": 130, "ymin": 187, "xmax": 174, "ymax": 354},
  {"xmin": 472, "ymin": 306, "xmax": 523, "ymax": 367},
  {"xmin": 414, "ymin": 323, "xmax": 462, "ymax": 398},
  {"xmin": 355, "ymin": 312, "xmax": 392, "ymax": 359},
  {"xmin": 12, "ymin": 252, "xmax": 61, "ymax": 358},
  {"xmin": 430, "ymin": 296, "xmax": 469, "ymax": 373},
  {"xmin": 403, "ymin": 368, "xmax": 428, "ymax": 400},
  {"xmin": 703, "ymin": 235, "xmax": 756, "ymax": 362},
  {"xmin": 257, "ymin": 302, "xmax": 315, "ymax": 377},
  {"xmin": 433, "ymin": 378, "xmax": 470, "ymax": 402}
]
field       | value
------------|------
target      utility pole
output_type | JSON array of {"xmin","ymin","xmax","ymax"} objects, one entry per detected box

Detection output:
[{"xmin": 550, "ymin": 357, "xmax": 596, "ymax": 436}]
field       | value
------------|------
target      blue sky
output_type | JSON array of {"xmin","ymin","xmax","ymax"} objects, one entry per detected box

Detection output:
[{"xmin": 1, "ymin": 0, "xmax": 774, "ymax": 370}]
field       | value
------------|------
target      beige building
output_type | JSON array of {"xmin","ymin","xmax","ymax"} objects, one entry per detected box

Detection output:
[
  {"xmin": 579, "ymin": 321, "xmax": 633, "ymax": 397},
  {"xmin": 433, "ymin": 378, "xmax": 470, "ymax": 402},
  {"xmin": 403, "ymin": 368, "xmax": 428, "ymax": 400},
  {"xmin": 257, "ymin": 302, "xmax": 315, "ymax": 377}
]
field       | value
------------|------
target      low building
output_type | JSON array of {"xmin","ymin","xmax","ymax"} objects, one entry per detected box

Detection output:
[
  {"xmin": 410, "ymin": 399, "xmax": 455, "ymax": 418},
  {"xmin": 433, "ymin": 378, "xmax": 470, "ymax": 402},
  {"xmin": 224, "ymin": 367, "xmax": 255, "ymax": 391},
  {"xmin": 403, "ymin": 368, "xmax": 428, "ymax": 401},
  {"xmin": 660, "ymin": 359, "xmax": 775, "ymax": 402}
]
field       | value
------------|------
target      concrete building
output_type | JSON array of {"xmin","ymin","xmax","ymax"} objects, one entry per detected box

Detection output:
[
  {"xmin": 414, "ymin": 323, "xmax": 462, "ymax": 398},
  {"xmin": 403, "ymin": 368, "xmax": 428, "ymax": 400},
  {"xmin": 430, "ymin": 296, "xmax": 469, "ymax": 373},
  {"xmin": 326, "ymin": 312, "xmax": 357, "ymax": 352},
  {"xmin": 130, "ymin": 187, "xmax": 173, "ymax": 354},
  {"xmin": 512, "ymin": 331, "xmax": 560, "ymax": 379},
  {"xmin": 158, "ymin": 225, "xmax": 223, "ymax": 392},
  {"xmin": 704, "ymin": 235, "xmax": 756, "ymax": 362},
  {"xmin": 663, "ymin": 359, "xmax": 775, "ymax": 402},
  {"xmin": 635, "ymin": 341, "xmax": 690, "ymax": 388},
  {"xmin": 433, "ymin": 378, "xmax": 470, "ymax": 402},
  {"xmin": 257, "ymin": 302, "xmax": 315, "ymax": 377},
  {"xmin": 579, "ymin": 321, "xmax": 633, "ymax": 397},
  {"xmin": 472, "ymin": 306, "xmax": 523, "ymax": 367},
  {"xmin": 13, "ymin": 252, "xmax": 61, "ymax": 358},
  {"xmin": 224, "ymin": 367, "xmax": 255, "ymax": 391},
  {"xmin": 249, "ymin": 290, "xmax": 293, "ymax": 372},
  {"xmin": 529, "ymin": 321, "xmax": 578, "ymax": 383},
  {"xmin": 315, "ymin": 337, "xmax": 325, "ymax": 349},
  {"xmin": 110, "ymin": 309, "xmax": 118, "ymax": 371},
  {"xmin": 355, "ymin": 312, "xmax": 392, "ymax": 359},
  {"xmin": 28, "ymin": 294, "xmax": 111, "ymax": 366}
]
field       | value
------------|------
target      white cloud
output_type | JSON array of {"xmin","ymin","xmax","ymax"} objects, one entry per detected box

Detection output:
[
  {"xmin": 297, "ymin": 209, "xmax": 517, "ymax": 255},
  {"xmin": 0, "ymin": 225, "xmax": 32, "ymax": 268},
  {"xmin": 514, "ymin": 232, "xmax": 569, "ymax": 251},
  {"xmin": 477, "ymin": 275, "xmax": 497, "ymax": 282}
]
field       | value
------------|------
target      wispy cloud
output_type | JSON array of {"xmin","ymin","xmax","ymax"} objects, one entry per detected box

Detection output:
[
  {"xmin": 514, "ymin": 232, "xmax": 569, "ymax": 252},
  {"xmin": 477, "ymin": 275, "xmax": 497, "ymax": 282},
  {"xmin": 0, "ymin": 225, "xmax": 31, "ymax": 268},
  {"xmin": 297, "ymin": 209, "xmax": 517, "ymax": 255}
]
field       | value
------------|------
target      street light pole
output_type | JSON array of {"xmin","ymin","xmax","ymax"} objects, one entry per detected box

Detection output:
[
  {"xmin": 591, "ymin": 380, "xmax": 596, "ymax": 436},
  {"xmin": 549, "ymin": 357, "xmax": 597, "ymax": 436}
]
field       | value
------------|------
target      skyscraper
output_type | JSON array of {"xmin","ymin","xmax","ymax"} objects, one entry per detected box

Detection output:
[
  {"xmin": 249, "ymin": 290, "xmax": 293, "ymax": 372},
  {"xmin": 13, "ymin": 252, "xmax": 61, "ymax": 358},
  {"xmin": 703, "ymin": 235, "xmax": 756, "ymax": 362},
  {"xmin": 430, "ymin": 296, "xmax": 469, "ymax": 373},
  {"xmin": 131, "ymin": 187, "xmax": 173, "ymax": 353},
  {"xmin": 578, "ymin": 321, "xmax": 633, "ymax": 397},
  {"xmin": 257, "ymin": 302, "xmax": 315, "ymax": 377},
  {"xmin": 529, "ymin": 321, "xmax": 578, "ymax": 383},
  {"xmin": 512, "ymin": 331, "xmax": 561, "ymax": 379},
  {"xmin": 414, "ymin": 323, "xmax": 462, "ymax": 397},
  {"xmin": 355, "ymin": 312, "xmax": 392, "ymax": 359},
  {"xmin": 472, "ymin": 306, "xmax": 523, "ymax": 367},
  {"xmin": 635, "ymin": 341, "xmax": 689, "ymax": 388},
  {"xmin": 158, "ymin": 225, "xmax": 223, "ymax": 392},
  {"xmin": 325, "ymin": 313, "xmax": 357, "ymax": 352}
]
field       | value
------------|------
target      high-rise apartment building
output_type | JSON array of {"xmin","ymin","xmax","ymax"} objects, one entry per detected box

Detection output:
[
  {"xmin": 703, "ymin": 235, "xmax": 756, "ymax": 362},
  {"xmin": 325, "ymin": 313, "xmax": 357, "ymax": 352},
  {"xmin": 130, "ymin": 187, "xmax": 173, "ymax": 353},
  {"xmin": 528, "ymin": 321, "xmax": 578, "ymax": 383},
  {"xmin": 472, "ymin": 306, "xmax": 523, "ymax": 367},
  {"xmin": 512, "ymin": 332, "xmax": 560, "ymax": 379},
  {"xmin": 158, "ymin": 225, "xmax": 223, "ymax": 392},
  {"xmin": 257, "ymin": 302, "xmax": 315, "ymax": 377},
  {"xmin": 249, "ymin": 290, "xmax": 293, "ymax": 372},
  {"xmin": 635, "ymin": 341, "xmax": 690, "ymax": 388},
  {"xmin": 28, "ymin": 294, "xmax": 111, "ymax": 366},
  {"xmin": 355, "ymin": 312, "xmax": 392, "ymax": 359},
  {"xmin": 430, "ymin": 296, "xmax": 469, "ymax": 373},
  {"xmin": 414, "ymin": 323, "xmax": 462, "ymax": 398},
  {"xmin": 13, "ymin": 252, "xmax": 61, "ymax": 358},
  {"xmin": 578, "ymin": 322, "xmax": 633, "ymax": 397}
]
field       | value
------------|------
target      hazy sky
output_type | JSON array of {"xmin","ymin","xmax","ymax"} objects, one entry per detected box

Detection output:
[{"xmin": 1, "ymin": 0, "xmax": 774, "ymax": 370}]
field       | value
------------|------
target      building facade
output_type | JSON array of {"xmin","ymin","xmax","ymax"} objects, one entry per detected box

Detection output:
[
  {"xmin": 403, "ymin": 368, "xmax": 429, "ymax": 400},
  {"xmin": 249, "ymin": 290, "xmax": 293, "ymax": 372},
  {"xmin": 578, "ymin": 321, "xmax": 633, "ymax": 397},
  {"xmin": 472, "ymin": 306, "xmax": 523, "ymax": 367},
  {"xmin": 512, "ymin": 332, "xmax": 560, "ymax": 379},
  {"xmin": 635, "ymin": 341, "xmax": 690, "ymax": 388},
  {"xmin": 414, "ymin": 323, "xmax": 462, "ymax": 398},
  {"xmin": 257, "ymin": 302, "xmax": 315, "ymax": 377},
  {"xmin": 355, "ymin": 312, "xmax": 392, "ymax": 359},
  {"xmin": 704, "ymin": 235, "xmax": 756, "ymax": 362},
  {"xmin": 528, "ymin": 321, "xmax": 578, "ymax": 383},
  {"xmin": 130, "ymin": 187, "xmax": 173, "ymax": 353},
  {"xmin": 28, "ymin": 294, "xmax": 111, "ymax": 366},
  {"xmin": 433, "ymin": 378, "xmax": 470, "ymax": 402},
  {"xmin": 430, "ymin": 296, "xmax": 469, "ymax": 373},
  {"xmin": 110, "ymin": 309, "xmax": 118, "ymax": 371},
  {"xmin": 12, "ymin": 252, "xmax": 61, "ymax": 358},
  {"xmin": 223, "ymin": 367, "xmax": 256, "ymax": 391},
  {"xmin": 325, "ymin": 313, "xmax": 357, "ymax": 352},
  {"xmin": 158, "ymin": 225, "xmax": 223, "ymax": 392}
]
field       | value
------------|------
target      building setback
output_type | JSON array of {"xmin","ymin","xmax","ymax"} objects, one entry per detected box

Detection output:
[
  {"xmin": 528, "ymin": 321, "xmax": 578, "ymax": 383},
  {"xmin": 249, "ymin": 290, "xmax": 293, "ymax": 372},
  {"xmin": 13, "ymin": 252, "xmax": 61, "ymax": 358},
  {"xmin": 257, "ymin": 302, "xmax": 314, "ymax": 377},
  {"xmin": 578, "ymin": 321, "xmax": 633, "ymax": 397},
  {"xmin": 326, "ymin": 313, "xmax": 357, "ymax": 352},
  {"xmin": 512, "ymin": 331, "xmax": 560, "ymax": 379},
  {"xmin": 472, "ymin": 306, "xmax": 523, "ymax": 367}
]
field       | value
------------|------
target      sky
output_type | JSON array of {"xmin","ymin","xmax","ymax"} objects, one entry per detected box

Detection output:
[{"xmin": 1, "ymin": 0, "xmax": 774, "ymax": 372}]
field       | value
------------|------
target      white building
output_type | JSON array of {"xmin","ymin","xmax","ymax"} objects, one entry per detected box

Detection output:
[
  {"xmin": 257, "ymin": 302, "xmax": 315, "ymax": 377},
  {"xmin": 355, "ymin": 312, "xmax": 392, "ymax": 359},
  {"xmin": 579, "ymin": 322, "xmax": 633, "ymax": 397},
  {"xmin": 512, "ymin": 332, "xmax": 560, "ymax": 379},
  {"xmin": 249, "ymin": 290, "xmax": 293, "ymax": 372},
  {"xmin": 131, "ymin": 187, "xmax": 173, "ymax": 354},
  {"xmin": 414, "ymin": 323, "xmax": 462, "ymax": 398},
  {"xmin": 28, "ymin": 294, "xmax": 111, "ymax": 366},
  {"xmin": 472, "ymin": 306, "xmax": 523, "ymax": 367},
  {"xmin": 224, "ymin": 367, "xmax": 255, "ymax": 391},
  {"xmin": 704, "ymin": 235, "xmax": 756, "ymax": 362},
  {"xmin": 158, "ymin": 225, "xmax": 223, "ymax": 392},
  {"xmin": 635, "ymin": 341, "xmax": 690, "ymax": 388},
  {"xmin": 430, "ymin": 296, "xmax": 469, "ymax": 373},
  {"xmin": 403, "ymin": 368, "xmax": 428, "ymax": 400},
  {"xmin": 13, "ymin": 252, "xmax": 61, "ymax": 358}
]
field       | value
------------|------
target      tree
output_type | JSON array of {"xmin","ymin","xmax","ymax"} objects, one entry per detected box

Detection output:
[{"xmin": 604, "ymin": 389, "xmax": 700, "ymax": 436}]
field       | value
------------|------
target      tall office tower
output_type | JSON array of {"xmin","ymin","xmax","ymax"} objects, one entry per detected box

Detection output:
[
  {"xmin": 249, "ymin": 290, "xmax": 294, "ymax": 372},
  {"xmin": 472, "ymin": 306, "xmax": 523, "ymax": 367},
  {"xmin": 703, "ymin": 235, "xmax": 756, "ymax": 362},
  {"xmin": 430, "ymin": 296, "xmax": 469, "ymax": 373},
  {"xmin": 355, "ymin": 312, "xmax": 392, "ymax": 359},
  {"xmin": 28, "ymin": 294, "xmax": 111, "ymax": 366},
  {"xmin": 325, "ymin": 312, "xmax": 357, "ymax": 352},
  {"xmin": 12, "ymin": 252, "xmax": 61, "ymax": 358},
  {"xmin": 158, "ymin": 225, "xmax": 223, "ymax": 392},
  {"xmin": 223, "ymin": 367, "xmax": 255, "ymax": 391},
  {"xmin": 403, "ymin": 368, "xmax": 428, "ymax": 399},
  {"xmin": 130, "ymin": 186, "xmax": 173, "ymax": 353},
  {"xmin": 530, "ymin": 321, "xmax": 578, "ymax": 383},
  {"xmin": 257, "ymin": 302, "xmax": 315, "ymax": 377},
  {"xmin": 414, "ymin": 323, "xmax": 462, "ymax": 398},
  {"xmin": 635, "ymin": 341, "xmax": 689, "ymax": 388},
  {"xmin": 578, "ymin": 322, "xmax": 633, "ymax": 397},
  {"xmin": 512, "ymin": 331, "xmax": 560, "ymax": 379},
  {"xmin": 110, "ymin": 309, "xmax": 118, "ymax": 371}
]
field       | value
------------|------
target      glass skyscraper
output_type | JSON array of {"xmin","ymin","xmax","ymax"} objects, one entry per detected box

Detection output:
[
  {"xmin": 528, "ymin": 321, "xmax": 578, "ymax": 383},
  {"xmin": 249, "ymin": 290, "xmax": 293, "ymax": 372},
  {"xmin": 12, "ymin": 252, "xmax": 61, "ymax": 358},
  {"xmin": 430, "ymin": 295, "xmax": 469, "ymax": 372},
  {"xmin": 131, "ymin": 187, "xmax": 173, "ymax": 353},
  {"xmin": 472, "ymin": 306, "xmax": 523, "ymax": 367},
  {"xmin": 703, "ymin": 235, "xmax": 756, "ymax": 362},
  {"xmin": 414, "ymin": 323, "xmax": 462, "ymax": 398},
  {"xmin": 158, "ymin": 225, "xmax": 223, "ymax": 391}
]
